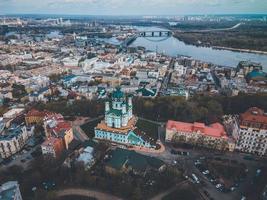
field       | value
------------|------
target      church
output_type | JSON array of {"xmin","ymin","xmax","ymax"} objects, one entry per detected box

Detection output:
[{"xmin": 94, "ymin": 87, "xmax": 154, "ymax": 148}]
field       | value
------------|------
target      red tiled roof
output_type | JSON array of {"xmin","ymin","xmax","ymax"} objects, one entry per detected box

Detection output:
[
  {"xmin": 44, "ymin": 112, "xmax": 64, "ymax": 121},
  {"xmin": 26, "ymin": 109, "xmax": 56, "ymax": 119},
  {"xmin": 240, "ymin": 107, "xmax": 267, "ymax": 125},
  {"xmin": 42, "ymin": 137, "xmax": 62, "ymax": 146},
  {"xmin": 52, "ymin": 121, "xmax": 72, "ymax": 134},
  {"xmin": 166, "ymin": 120, "xmax": 227, "ymax": 138},
  {"xmin": 26, "ymin": 109, "xmax": 46, "ymax": 117}
]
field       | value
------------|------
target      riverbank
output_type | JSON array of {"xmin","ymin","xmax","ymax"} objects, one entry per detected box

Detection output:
[
  {"xmin": 212, "ymin": 46, "xmax": 267, "ymax": 55},
  {"xmin": 173, "ymin": 35, "xmax": 267, "ymax": 56}
]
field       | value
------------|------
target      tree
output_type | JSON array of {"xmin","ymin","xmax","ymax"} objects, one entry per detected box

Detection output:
[
  {"xmin": 132, "ymin": 186, "xmax": 142, "ymax": 200},
  {"xmin": 12, "ymin": 84, "xmax": 27, "ymax": 99}
]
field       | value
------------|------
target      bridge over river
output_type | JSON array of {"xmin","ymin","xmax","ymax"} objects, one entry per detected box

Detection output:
[{"xmin": 120, "ymin": 30, "xmax": 173, "ymax": 48}]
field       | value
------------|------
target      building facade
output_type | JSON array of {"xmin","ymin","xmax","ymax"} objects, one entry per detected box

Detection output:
[
  {"xmin": 41, "ymin": 112, "xmax": 74, "ymax": 158},
  {"xmin": 0, "ymin": 125, "xmax": 34, "ymax": 159},
  {"xmin": 25, "ymin": 109, "xmax": 53, "ymax": 126},
  {"xmin": 94, "ymin": 87, "xmax": 154, "ymax": 148},
  {"xmin": 41, "ymin": 137, "xmax": 65, "ymax": 158},
  {"xmin": 235, "ymin": 107, "xmax": 267, "ymax": 156},
  {"xmin": 166, "ymin": 120, "xmax": 229, "ymax": 151}
]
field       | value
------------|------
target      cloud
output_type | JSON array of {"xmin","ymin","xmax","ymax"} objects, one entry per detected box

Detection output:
[{"xmin": 1, "ymin": 0, "xmax": 267, "ymax": 15}]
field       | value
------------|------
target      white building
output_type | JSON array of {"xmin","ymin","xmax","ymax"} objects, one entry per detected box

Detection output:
[
  {"xmin": 104, "ymin": 87, "xmax": 132, "ymax": 128},
  {"xmin": 174, "ymin": 62, "xmax": 187, "ymax": 76},
  {"xmin": 0, "ymin": 181, "xmax": 23, "ymax": 200},
  {"xmin": 235, "ymin": 107, "xmax": 267, "ymax": 156},
  {"xmin": 77, "ymin": 146, "xmax": 95, "ymax": 170},
  {"xmin": 0, "ymin": 125, "xmax": 34, "ymax": 159},
  {"xmin": 24, "ymin": 75, "xmax": 50, "ymax": 92}
]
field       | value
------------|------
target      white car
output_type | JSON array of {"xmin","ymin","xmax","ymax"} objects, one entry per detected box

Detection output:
[
  {"xmin": 194, "ymin": 160, "xmax": 201, "ymax": 165},
  {"xmin": 192, "ymin": 173, "xmax": 200, "ymax": 184},
  {"xmin": 216, "ymin": 184, "xmax": 222, "ymax": 189},
  {"xmin": 202, "ymin": 170, "xmax": 209, "ymax": 175},
  {"xmin": 230, "ymin": 187, "xmax": 236, "ymax": 191}
]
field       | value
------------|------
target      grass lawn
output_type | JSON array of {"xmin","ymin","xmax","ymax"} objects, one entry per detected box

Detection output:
[
  {"xmin": 80, "ymin": 118, "xmax": 103, "ymax": 138},
  {"xmin": 162, "ymin": 185, "xmax": 199, "ymax": 200},
  {"xmin": 136, "ymin": 118, "xmax": 159, "ymax": 141}
]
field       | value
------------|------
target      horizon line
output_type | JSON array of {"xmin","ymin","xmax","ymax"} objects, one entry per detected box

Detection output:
[{"xmin": 1, "ymin": 13, "xmax": 267, "ymax": 17}]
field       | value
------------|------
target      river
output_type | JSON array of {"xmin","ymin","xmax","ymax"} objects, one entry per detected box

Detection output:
[{"xmin": 130, "ymin": 26, "xmax": 267, "ymax": 71}]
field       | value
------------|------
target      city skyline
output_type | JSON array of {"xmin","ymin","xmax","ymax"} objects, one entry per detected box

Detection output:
[{"xmin": 1, "ymin": 0, "xmax": 267, "ymax": 16}]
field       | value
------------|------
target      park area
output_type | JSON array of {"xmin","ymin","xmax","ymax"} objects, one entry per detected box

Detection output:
[{"xmin": 136, "ymin": 118, "xmax": 160, "ymax": 141}]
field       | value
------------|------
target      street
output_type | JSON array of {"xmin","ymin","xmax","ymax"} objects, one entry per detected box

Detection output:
[{"xmin": 138, "ymin": 142, "xmax": 264, "ymax": 200}]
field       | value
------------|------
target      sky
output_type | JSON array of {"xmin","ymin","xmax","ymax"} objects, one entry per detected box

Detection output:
[{"xmin": 1, "ymin": 0, "xmax": 267, "ymax": 15}]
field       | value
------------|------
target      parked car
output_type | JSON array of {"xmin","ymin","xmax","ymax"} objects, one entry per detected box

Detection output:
[
  {"xmin": 171, "ymin": 149, "xmax": 181, "ymax": 155},
  {"xmin": 230, "ymin": 186, "xmax": 236, "ymax": 191},
  {"xmin": 202, "ymin": 170, "xmax": 210, "ymax": 175},
  {"xmin": 195, "ymin": 160, "xmax": 201, "ymax": 165},
  {"xmin": 192, "ymin": 173, "xmax": 200, "ymax": 184},
  {"xmin": 182, "ymin": 151, "xmax": 190, "ymax": 156}
]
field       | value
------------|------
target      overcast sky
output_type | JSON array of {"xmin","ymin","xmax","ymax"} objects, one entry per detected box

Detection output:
[{"xmin": 1, "ymin": 0, "xmax": 267, "ymax": 15}]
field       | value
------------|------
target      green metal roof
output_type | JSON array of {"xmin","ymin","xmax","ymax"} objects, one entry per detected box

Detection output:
[
  {"xmin": 106, "ymin": 148, "xmax": 164, "ymax": 172},
  {"xmin": 246, "ymin": 70, "xmax": 267, "ymax": 80},
  {"xmin": 107, "ymin": 109, "xmax": 122, "ymax": 116},
  {"xmin": 136, "ymin": 88, "xmax": 156, "ymax": 97},
  {"xmin": 128, "ymin": 133, "xmax": 142, "ymax": 144},
  {"xmin": 112, "ymin": 87, "xmax": 124, "ymax": 99},
  {"xmin": 0, "ymin": 185, "xmax": 17, "ymax": 200}
]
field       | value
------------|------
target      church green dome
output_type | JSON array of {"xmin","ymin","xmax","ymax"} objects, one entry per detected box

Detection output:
[{"xmin": 112, "ymin": 87, "xmax": 124, "ymax": 99}]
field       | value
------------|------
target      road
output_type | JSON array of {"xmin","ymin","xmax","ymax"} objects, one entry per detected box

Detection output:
[
  {"xmin": 138, "ymin": 143, "xmax": 264, "ymax": 200},
  {"xmin": 56, "ymin": 182, "xmax": 190, "ymax": 200},
  {"xmin": 149, "ymin": 180, "xmax": 189, "ymax": 200},
  {"xmin": 180, "ymin": 23, "xmax": 243, "ymax": 33},
  {"xmin": 1, "ymin": 144, "xmax": 40, "ymax": 170},
  {"xmin": 73, "ymin": 126, "xmax": 89, "ymax": 142},
  {"xmin": 56, "ymin": 188, "xmax": 123, "ymax": 200},
  {"xmin": 159, "ymin": 58, "xmax": 175, "ymax": 94},
  {"xmin": 71, "ymin": 115, "xmax": 104, "ymax": 142}
]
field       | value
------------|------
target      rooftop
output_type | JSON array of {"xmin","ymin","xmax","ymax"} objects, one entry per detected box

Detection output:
[
  {"xmin": 0, "ymin": 125, "xmax": 24, "ymax": 141},
  {"xmin": 106, "ymin": 148, "xmax": 164, "ymax": 172},
  {"xmin": 3, "ymin": 108, "xmax": 24, "ymax": 118},
  {"xmin": 41, "ymin": 136, "xmax": 62, "ymax": 147},
  {"xmin": 112, "ymin": 87, "xmax": 124, "ymax": 99},
  {"xmin": 95, "ymin": 116, "xmax": 137, "ymax": 135},
  {"xmin": 240, "ymin": 107, "xmax": 267, "ymax": 126},
  {"xmin": 0, "ymin": 181, "xmax": 20, "ymax": 200},
  {"xmin": 166, "ymin": 120, "xmax": 227, "ymax": 138}
]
